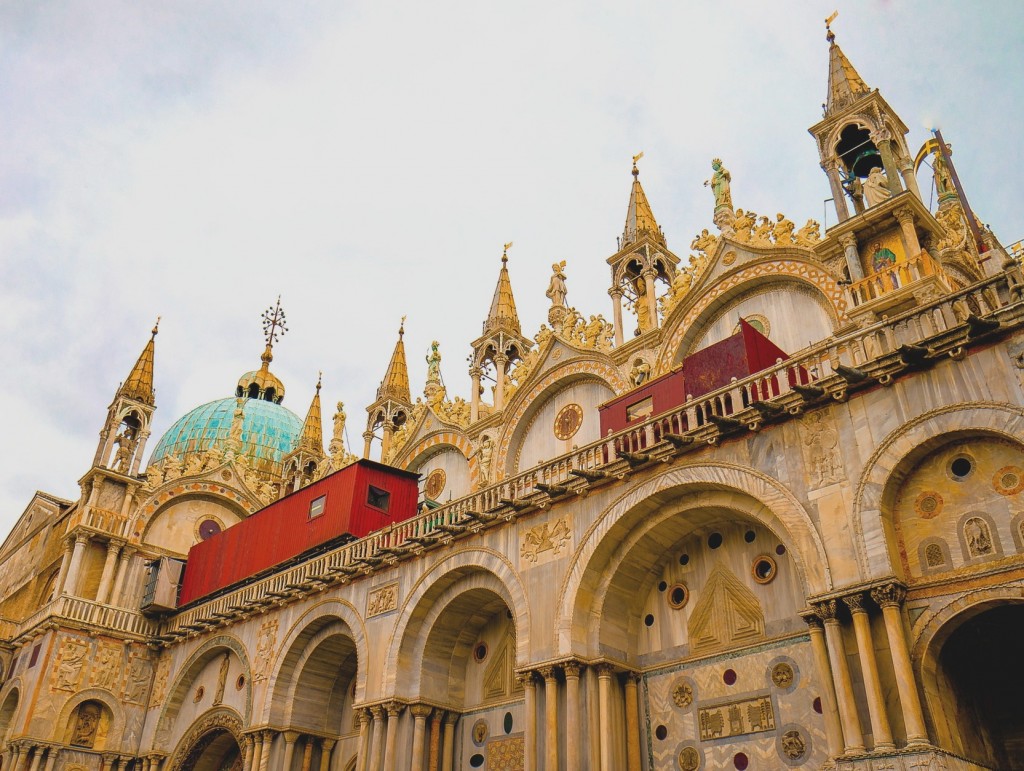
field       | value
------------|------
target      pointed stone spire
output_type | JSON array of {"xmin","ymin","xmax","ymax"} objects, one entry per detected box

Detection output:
[
  {"xmin": 298, "ymin": 373, "xmax": 324, "ymax": 453},
  {"xmin": 484, "ymin": 244, "xmax": 522, "ymax": 335},
  {"xmin": 377, "ymin": 317, "xmax": 411, "ymax": 403},
  {"xmin": 119, "ymin": 318, "xmax": 159, "ymax": 406},
  {"xmin": 824, "ymin": 19, "xmax": 871, "ymax": 117},
  {"xmin": 622, "ymin": 153, "xmax": 665, "ymax": 248}
]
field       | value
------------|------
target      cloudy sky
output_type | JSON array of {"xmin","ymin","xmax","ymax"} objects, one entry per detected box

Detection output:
[{"xmin": 2, "ymin": 1, "xmax": 1022, "ymax": 536}]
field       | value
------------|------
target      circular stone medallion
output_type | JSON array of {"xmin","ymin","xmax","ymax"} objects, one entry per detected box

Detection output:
[
  {"xmin": 771, "ymin": 662, "xmax": 795, "ymax": 689},
  {"xmin": 915, "ymin": 491, "xmax": 943, "ymax": 519},
  {"xmin": 554, "ymin": 403, "xmax": 584, "ymax": 440},
  {"xmin": 424, "ymin": 468, "xmax": 447, "ymax": 499},
  {"xmin": 994, "ymin": 466, "xmax": 1024, "ymax": 496},
  {"xmin": 677, "ymin": 745, "xmax": 701, "ymax": 771}
]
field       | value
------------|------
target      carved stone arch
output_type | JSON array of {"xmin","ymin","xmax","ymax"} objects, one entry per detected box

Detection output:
[
  {"xmin": 495, "ymin": 361, "xmax": 629, "ymax": 477},
  {"xmin": 656, "ymin": 261, "xmax": 846, "ymax": 372},
  {"xmin": 911, "ymin": 585, "xmax": 1024, "ymax": 752},
  {"xmin": 555, "ymin": 463, "xmax": 830, "ymax": 659},
  {"xmin": 263, "ymin": 598, "xmax": 368, "ymax": 721},
  {"xmin": 396, "ymin": 431, "xmax": 476, "ymax": 488},
  {"xmin": 157, "ymin": 635, "xmax": 253, "ymax": 741},
  {"xmin": 134, "ymin": 485, "xmax": 257, "ymax": 543},
  {"xmin": 382, "ymin": 547, "xmax": 530, "ymax": 698},
  {"xmin": 0, "ymin": 680, "xmax": 22, "ymax": 743},
  {"xmin": 277, "ymin": 621, "xmax": 355, "ymax": 727},
  {"xmin": 825, "ymin": 117, "xmax": 880, "ymax": 160},
  {"xmin": 52, "ymin": 687, "xmax": 125, "ymax": 751},
  {"xmin": 852, "ymin": 402, "xmax": 1024, "ymax": 580},
  {"xmin": 166, "ymin": 706, "xmax": 243, "ymax": 771}
]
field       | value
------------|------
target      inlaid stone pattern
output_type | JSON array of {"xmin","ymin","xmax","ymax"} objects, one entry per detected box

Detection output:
[
  {"xmin": 487, "ymin": 736, "xmax": 524, "ymax": 771},
  {"xmin": 698, "ymin": 694, "xmax": 775, "ymax": 740},
  {"xmin": 367, "ymin": 582, "xmax": 399, "ymax": 617}
]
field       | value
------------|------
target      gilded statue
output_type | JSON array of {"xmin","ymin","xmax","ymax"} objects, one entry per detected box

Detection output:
[
  {"xmin": 705, "ymin": 158, "xmax": 733, "ymax": 210},
  {"xmin": 773, "ymin": 213, "xmax": 795, "ymax": 245},
  {"xmin": 535, "ymin": 324, "xmax": 553, "ymax": 350},
  {"xmin": 732, "ymin": 209, "xmax": 755, "ymax": 243},
  {"xmin": 546, "ymin": 261, "xmax": 568, "ymax": 307},
  {"xmin": 795, "ymin": 219, "xmax": 822, "ymax": 247},
  {"xmin": 425, "ymin": 341, "xmax": 442, "ymax": 385},
  {"xmin": 690, "ymin": 229, "xmax": 718, "ymax": 256},
  {"xmin": 752, "ymin": 215, "xmax": 774, "ymax": 246},
  {"xmin": 863, "ymin": 167, "xmax": 892, "ymax": 207},
  {"xmin": 933, "ymin": 145, "xmax": 955, "ymax": 198}
]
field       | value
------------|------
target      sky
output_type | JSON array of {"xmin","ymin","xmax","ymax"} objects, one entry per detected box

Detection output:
[{"xmin": 2, "ymin": 1, "xmax": 1023, "ymax": 537}]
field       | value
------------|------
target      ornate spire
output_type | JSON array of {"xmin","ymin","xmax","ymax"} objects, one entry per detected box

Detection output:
[
  {"xmin": 260, "ymin": 296, "xmax": 288, "ymax": 370},
  {"xmin": 237, "ymin": 298, "xmax": 288, "ymax": 403},
  {"xmin": 483, "ymin": 243, "xmax": 522, "ymax": 336},
  {"xmin": 119, "ymin": 318, "xmax": 159, "ymax": 405},
  {"xmin": 824, "ymin": 13, "xmax": 871, "ymax": 117},
  {"xmin": 297, "ymin": 373, "xmax": 324, "ymax": 453},
  {"xmin": 621, "ymin": 153, "xmax": 665, "ymax": 248},
  {"xmin": 377, "ymin": 317, "xmax": 411, "ymax": 403}
]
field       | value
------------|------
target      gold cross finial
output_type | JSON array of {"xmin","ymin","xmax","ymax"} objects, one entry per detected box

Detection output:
[
  {"xmin": 632, "ymin": 151, "xmax": 644, "ymax": 177},
  {"xmin": 399, "ymin": 315, "xmax": 407, "ymax": 337},
  {"xmin": 316, "ymin": 371, "xmax": 323, "ymax": 392},
  {"xmin": 152, "ymin": 316, "xmax": 161, "ymax": 337},
  {"xmin": 503, "ymin": 242, "xmax": 513, "ymax": 262},
  {"xmin": 261, "ymin": 296, "xmax": 289, "ymax": 348},
  {"xmin": 825, "ymin": 10, "xmax": 838, "ymax": 41}
]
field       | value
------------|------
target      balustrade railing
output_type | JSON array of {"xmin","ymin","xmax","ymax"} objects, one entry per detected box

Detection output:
[
  {"xmin": 848, "ymin": 250, "xmax": 948, "ymax": 307},
  {"xmin": 70, "ymin": 506, "xmax": 131, "ymax": 540},
  {"xmin": 165, "ymin": 274, "xmax": 1014, "ymax": 633},
  {"xmin": 13, "ymin": 595, "xmax": 156, "ymax": 640}
]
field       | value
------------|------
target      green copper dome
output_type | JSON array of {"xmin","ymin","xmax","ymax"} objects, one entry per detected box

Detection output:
[{"xmin": 149, "ymin": 397, "xmax": 302, "ymax": 476}]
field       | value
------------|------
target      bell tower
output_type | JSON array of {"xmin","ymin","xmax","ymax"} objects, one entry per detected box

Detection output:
[
  {"xmin": 808, "ymin": 14, "xmax": 922, "ymax": 228},
  {"xmin": 606, "ymin": 154, "xmax": 679, "ymax": 344},
  {"xmin": 92, "ymin": 320, "xmax": 159, "ymax": 477}
]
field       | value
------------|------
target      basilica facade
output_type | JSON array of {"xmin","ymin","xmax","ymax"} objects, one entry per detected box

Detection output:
[{"xmin": 2, "ymin": 25, "xmax": 1024, "ymax": 771}]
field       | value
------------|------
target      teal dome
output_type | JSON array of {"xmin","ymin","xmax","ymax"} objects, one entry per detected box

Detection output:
[{"xmin": 150, "ymin": 397, "xmax": 302, "ymax": 476}]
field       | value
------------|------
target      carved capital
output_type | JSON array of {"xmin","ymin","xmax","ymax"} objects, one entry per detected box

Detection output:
[
  {"xmin": 515, "ymin": 671, "xmax": 537, "ymax": 689},
  {"xmin": 815, "ymin": 599, "xmax": 840, "ymax": 622},
  {"xmin": 842, "ymin": 593, "xmax": 868, "ymax": 614},
  {"xmin": 74, "ymin": 532, "xmax": 90, "ymax": 546},
  {"xmin": 608, "ymin": 287, "xmax": 623, "ymax": 299},
  {"xmin": 838, "ymin": 233, "xmax": 858, "ymax": 250},
  {"xmin": 537, "ymin": 665, "xmax": 558, "ymax": 682},
  {"xmin": 596, "ymin": 662, "xmax": 616, "ymax": 678},
  {"xmin": 443, "ymin": 711, "xmax": 460, "ymax": 726},
  {"xmin": 801, "ymin": 610, "xmax": 824, "ymax": 632},
  {"xmin": 410, "ymin": 703, "xmax": 433, "ymax": 720},
  {"xmin": 893, "ymin": 205, "xmax": 916, "ymax": 226},
  {"xmin": 283, "ymin": 731, "xmax": 301, "ymax": 743},
  {"xmin": 562, "ymin": 660, "xmax": 584, "ymax": 679},
  {"xmin": 370, "ymin": 705, "xmax": 385, "ymax": 720},
  {"xmin": 624, "ymin": 671, "xmax": 642, "ymax": 685},
  {"xmin": 870, "ymin": 583, "xmax": 906, "ymax": 608},
  {"xmin": 320, "ymin": 738, "xmax": 336, "ymax": 752},
  {"xmin": 385, "ymin": 700, "xmax": 404, "ymax": 718}
]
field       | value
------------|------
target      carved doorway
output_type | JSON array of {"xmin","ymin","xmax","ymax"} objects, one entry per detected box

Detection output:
[
  {"xmin": 176, "ymin": 728, "xmax": 241, "ymax": 771},
  {"xmin": 937, "ymin": 604, "xmax": 1024, "ymax": 769}
]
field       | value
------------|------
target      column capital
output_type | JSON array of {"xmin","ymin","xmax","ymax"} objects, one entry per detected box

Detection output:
[
  {"xmin": 358, "ymin": 708, "xmax": 373, "ymax": 726},
  {"xmin": 562, "ymin": 660, "xmax": 584, "ymax": 678},
  {"xmin": 515, "ymin": 670, "xmax": 537, "ymax": 689},
  {"xmin": 870, "ymin": 582, "xmax": 907, "ymax": 608},
  {"xmin": 385, "ymin": 700, "xmax": 404, "ymax": 718},
  {"xmin": 842, "ymin": 592, "xmax": 868, "ymax": 614},
  {"xmin": 595, "ymin": 662, "xmax": 616, "ymax": 677},
  {"xmin": 800, "ymin": 609, "xmax": 825, "ymax": 631},
  {"xmin": 410, "ymin": 703, "xmax": 433, "ymax": 719},
  {"xmin": 370, "ymin": 705, "xmax": 385, "ymax": 719},
  {"xmin": 73, "ymin": 532, "xmax": 90, "ymax": 545},
  {"xmin": 838, "ymin": 233, "xmax": 858, "ymax": 249},
  {"xmin": 283, "ymin": 730, "xmax": 301, "ymax": 743},
  {"xmin": 468, "ymin": 365, "xmax": 483, "ymax": 378},
  {"xmin": 537, "ymin": 665, "xmax": 558, "ymax": 681},
  {"xmin": 815, "ymin": 599, "xmax": 841, "ymax": 622},
  {"xmin": 608, "ymin": 287, "xmax": 623, "ymax": 299},
  {"xmin": 320, "ymin": 738, "xmax": 336, "ymax": 752},
  {"xmin": 893, "ymin": 205, "xmax": 916, "ymax": 226},
  {"xmin": 624, "ymin": 670, "xmax": 642, "ymax": 685},
  {"xmin": 443, "ymin": 711, "xmax": 460, "ymax": 726}
]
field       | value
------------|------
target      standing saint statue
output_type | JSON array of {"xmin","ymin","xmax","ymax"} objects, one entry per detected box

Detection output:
[
  {"xmin": 425, "ymin": 341, "xmax": 442, "ymax": 385},
  {"xmin": 546, "ymin": 261, "xmax": 568, "ymax": 307},
  {"xmin": 705, "ymin": 158, "xmax": 733, "ymax": 210},
  {"xmin": 862, "ymin": 167, "xmax": 892, "ymax": 207},
  {"xmin": 329, "ymin": 401, "xmax": 347, "ymax": 456}
]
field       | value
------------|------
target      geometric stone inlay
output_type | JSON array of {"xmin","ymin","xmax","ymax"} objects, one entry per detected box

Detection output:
[{"xmin": 698, "ymin": 694, "xmax": 775, "ymax": 741}]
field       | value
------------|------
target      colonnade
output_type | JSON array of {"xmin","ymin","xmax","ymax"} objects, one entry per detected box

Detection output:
[
  {"xmin": 355, "ymin": 703, "xmax": 458, "ymax": 771},
  {"xmin": 242, "ymin": 730, "xmax": 335, "ymax": 771},
  {"xmin": 53, "ymin": 531, "xmax": 136, "ymax": 606},
  {"xmin": 0, "ymin": 743, "xmax": 139, "ymax": 771},
  {"xmin": 803, "ymin": 582, "xmax": 928, "ymax": 758}
]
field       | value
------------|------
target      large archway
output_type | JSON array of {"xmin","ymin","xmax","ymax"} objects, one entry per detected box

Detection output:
[
  {"xmin": 926, "ymin": 602, "xmax": 1024, "ymax": 769},
  {"xmin": 176, "ymin": 727, "xmax": 242, "ymax": 771}
]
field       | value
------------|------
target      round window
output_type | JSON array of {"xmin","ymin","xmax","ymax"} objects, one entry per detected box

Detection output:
[
  {"xmin": 668, "ymin": 584, "xmax": 689, "ymax": 609},
  {"xmin": 198, "ymin": 519, "xmax": 222, "ymax": 541},
  {"xmin": 752, "ymin": 555, "xmax": 778, "ymax": 584}
]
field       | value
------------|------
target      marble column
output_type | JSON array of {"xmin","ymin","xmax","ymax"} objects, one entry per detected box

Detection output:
[
  {"xmin": 410, "ymin": 705, "xmax": 432, "ymax": 771},
  {"xmin": 539, "ymin": 667, "xmax": 559, "ymax": 771},
  {"xmin": 469, "ymin": 367, "xmax": 482, "ymax": 422},
  {"xmin": 822, "ymin": 159, "xmax": 851, "ymax": 223},
  {"xmin": 838, "ymin": 233, "xmax": 865, "ymax": 282},
  {"xmin": 42, "ymin": 748, "xmax": 58, "ymax": 771},
  {"xmin": 257, "ymin": 731, "xmax": 273, "ymax": 771},
  {"xmin": 63, "ymin": 533, "xmax": 89, "ymax": 597},
  {"xmin": 96, "ymin": 540, "xmax": 123, "ymax": 604},
  {"xmin": 248, "ymin": 734, "xmax": 263, "ymax": 771},
  {"xmin": 519, "ymin": 672, "xmax": 537, "ymax": 771},
  {"xmin": 368, "ymin": 707, "xmax": 386, "ymax": 771},
  {"xmin": 597, "ymin": 664, "xmax": 614, "ymax": 771},
  {"xmin": 26, "ymin": 747, "xmax": 43, "ymax": 771},
  {"xmin": 362, "ymin": 431, "xmax": 373, "ymax": 460},
  {"xmin": 802, "ymin": 613, "xmax": 845, "ymax": 758},
  {"xmin": 894, "ymin": 206, "xmax": 922, "ymax": 259},
  {"xmin": 440, "ymin": 712, "xmax": 458, "ymax": 771},
  {"xmin": 609, "ymin": 289, "xmax": 625, "ymax": 348},
  {"xmin": 875, "ymin": 138, "xmax": 903, "ymax": 196},
  {"xmin": 318, "ymin": 739, "xmax": 335, "ymax": 771},
  {"xmin": 300, "ymin": 737, "xmax": 314, "ymax": 771},
  {"xmin": 871, "ymin": 584, "xmax": 929, "ymax": 746},
  {"xmin": 241, "ymin": 735, "xmax": 255, "ymax": 771},
  {"xmin": 642, "ymin": 269, "xmax": 658, "ymax": 330},
  {"xmin": 563, "ymin": 662, "xmax": 583, "ymax": 771},
  {"xmin": 381, "ymin": 425, "xmax": 394, "ymax": 463},
  {"xmin": 844, "ymin": 594, "xmax": 894, "ymax": 749},
  {"xmin": 493, "ymin": 355, "xmax": 508, "ymax": 411},
  {"xmin": 110, "ymin": 546, "xmax": 135, "ymax": 607},
  {"xmin": 282, "ymin": 731, "xmax": 300, "ymax": 770},
  {"xmin": 427, "ymin": 710, "xmax": 443, "ymax": 771},
  {"xmin": 817, "ymin": 601, "xmax": 865, "ymax": 753},
  {"xmin": 356, "ymin": 708, "xmax": 372, "ymax": 771},
  {"xmin": 383, "ymin": 702, "xmax": 403, "ymax": 771},
  {"xmin": 624, "ymin": 673, "xmax": 641, "ymax": 771},
  {"xmin": 54, "ymin": 540, "xmax": 74, "ymax": 598}
]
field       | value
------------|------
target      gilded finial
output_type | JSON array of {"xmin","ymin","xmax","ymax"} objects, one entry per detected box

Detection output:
[
  {"xmin": 632, "ymin": 151, "xmax": 644, "ymax": 177},
  {"xmin": 259, "ymin": 296, "xmax": 288, "ymax": 368},
  {"xmin": 316, "ymin": 371, "xmax": 322, "ymax": 393},
  {"xmin": 399, "ymin": 315, "xmax": 406, "ymax": 338},
  {"xmin": 503, "ymin": 242, "xmax": 513, "ymax": 263},
  {"xmin": 825, "ymin": 10, "xmax": 838, "ymax": 42},
  {"xmin": 151, "ymin": 316, "xmax": 161, "ymax": 338}
]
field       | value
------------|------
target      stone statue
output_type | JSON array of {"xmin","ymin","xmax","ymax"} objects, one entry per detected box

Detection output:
[
  {"xmin": 773, "ymin": 213, "xmax": 795, "ymax": 245},
  {"xmin": 690, "ymin": 229, "xmax": 718, "ymax": 256},
  {"xmin": 863, "ymin": 167, "xmax": 892, "ymax": 207},
  {"xmin": 630, "ymin": 359, "xmax": 651, "ymax": 386},
  {"xmin": 143, "ymin": 465, "xmax": 164, "ymax": 491},
  {"xmin": 163, "ymin": 454, "xmax": 182, "ymax": 481},
  {"xmin": 226, "ymin": 397, "xmax": 245, "ymax": 453},
  {"xmin": 933, "ymin": 146, "xmax": 955, "ymax": 199},
  {"xmin": 546, "ymin": 261, "xmax": 568, "ymax": 307},
  {"xmin": 584, "ymin": 315, "xmax": 604, "ymax": 349},
  {"xmin": 705, "ymin": 158, "xmax": 733, "ymax": 210},
  {"xmin": 840, "ymin": 166, "xmax": 864, "ymax": 208},
  {"xmin": 732, "ymin": 209, "xmax": 755, "ymax": 243},
  {"xmin": 795, "ymin": 219, "xmax": 821, "ymax": 247},
  {"xmin": 475, "ymin": 436, "xmax": 494, "ymax": 484},
  {"xmin": 329, "ymin": 401, "xmax": 347, "ymax": 456},
  {"xmin": 184, "ymin": 453, "xmax": 205, "ymax": 477},
  {"xmin": 425, "ymin": 341, "xmax": 442, "ymax": 385},
  {"xmin": 71, "ymin": 702, "xmax": 101, "ymax": 748},
  {"xmin": 535, "ymin": 324, "xmax": 553, "ymax": 350},
  {"xmin": 113, "ymin": 430, "xmax": 136, "ymax": 473},
  {"xmin": 57, "ymin": 640, "xmax": 87, "ymax": 690},
  {"xmin": 752, "ymin": 216, "xmax": 773, "ymax": 246}
]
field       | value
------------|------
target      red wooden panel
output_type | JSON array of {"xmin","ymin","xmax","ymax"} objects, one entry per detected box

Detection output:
[{"xmin": 598, "ymin": 369, "xmax": 685, "ymax": 436}]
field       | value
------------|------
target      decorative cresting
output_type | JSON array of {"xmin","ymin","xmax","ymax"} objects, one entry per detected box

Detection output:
[
  {"xmin": 166, "ymin": 707, "xmax": 243, "ymax": 771},
  {"xmin": 555, "ymin": 463, "xmax": 830, "ymax": 656},
  {"xmin": 494, "ymin": 361, "xmax": 630, "ymax": 476},
  {"xmin": 852, "ymin": 402, "xmax": 1024, "ymax": 580},
  {"xmin": 262, "ymin": 598, "xmax": 368, "ymax": 719},
  {"xmin": 656, "ymin": 259, "xmax": 847, "ymax": 372},
  {"xmin": 381, "ymin": 548, "xmax": 531, "ymax": 697},
  {"xmin": 155, "ymin": 635, "xmax": 253, "ymax": 749}
]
